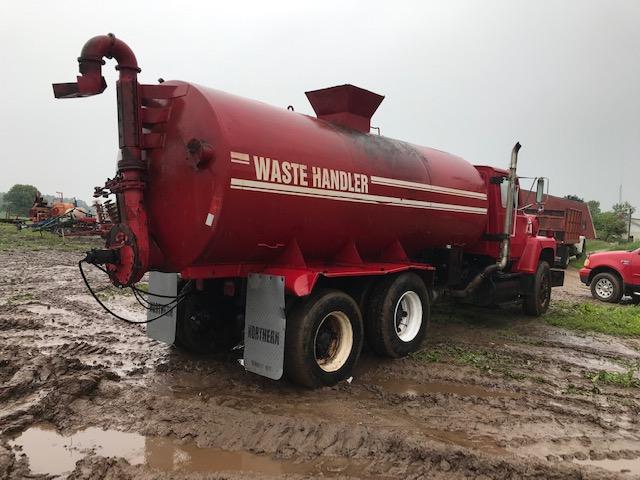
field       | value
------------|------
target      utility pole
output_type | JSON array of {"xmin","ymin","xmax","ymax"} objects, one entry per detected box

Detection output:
[{"xmin": 629, "ymin": 208, "xmax": 633, "ymax": 242}]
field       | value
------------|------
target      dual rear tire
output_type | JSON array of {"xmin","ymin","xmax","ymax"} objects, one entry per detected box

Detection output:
[
  {"xmin": 283, "ymin": 273, "xmax": 430, "ymax": 388},
  {"xmin": 284, "ymin": 290, "xmax": 363, "ymax": 388},
  {"xmin": 365, "ymin": 272, "xmax": 430, "ymax": 358},
  {"xmin": 174, "ymin": 285, "xmax": 241, "ymax": 354}
]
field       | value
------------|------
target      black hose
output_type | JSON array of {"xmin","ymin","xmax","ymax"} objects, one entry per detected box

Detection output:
[
  {"xmin": 78, "ymin": 260, "xmax": 189, "ymax": 324},
  {"xmin": 130, "ymin": 284, "xmax": 182, "ymax": 299},
  {"xmin": 132, "ymin": 287, "xmax": 153, "ymax": 309},
  {"xmin": 131, "ymin": 284, "xmax": 184, "ymax": 310}
]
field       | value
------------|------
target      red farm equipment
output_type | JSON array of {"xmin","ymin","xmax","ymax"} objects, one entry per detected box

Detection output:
[{"xmin": 53, "ymin": 34, "xmax": 564, "ymax": 388}]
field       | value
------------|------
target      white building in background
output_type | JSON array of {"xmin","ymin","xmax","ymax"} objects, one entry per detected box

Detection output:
[{"xmin": 629, "ymin": 217, "xmax": 640, "ymax": 242}]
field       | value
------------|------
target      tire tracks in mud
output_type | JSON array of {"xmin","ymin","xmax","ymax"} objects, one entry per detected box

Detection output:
[{"xmin": 1, "ymin": 250, "xmax": 640, "ymax": 479}]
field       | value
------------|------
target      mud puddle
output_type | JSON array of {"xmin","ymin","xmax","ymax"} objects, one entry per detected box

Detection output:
[
  {"xmin": 575, "ymin": 458, "xmax": 640, "ymax": 475},
  {"xmin": 11, "ymin": 424, "xmax": 377, "ymax": 478},
  {"xmin": 421, "ymin": 428, "xmax": 508, "ymax": 456},
  {"xmin": 372, "ymin": 377, "xmax": 520, "ymax": 399}
]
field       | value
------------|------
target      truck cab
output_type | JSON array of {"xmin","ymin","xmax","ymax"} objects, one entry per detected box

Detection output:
[
  {"xmin": 470, "ymin": 166, "xmax": 558, "ymax": 275},
  {"xmin": 579, "ymin": 248, "xmax": 640, "ymax": 303}
]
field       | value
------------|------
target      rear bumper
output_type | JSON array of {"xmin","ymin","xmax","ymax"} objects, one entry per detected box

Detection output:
[
  {"xmin": 550, "ymin": 268, "xmax": 565, "ymax": 287},
  {"xmin": 579, "ymin": 268, "xmax": 591, "ymax": 285}
]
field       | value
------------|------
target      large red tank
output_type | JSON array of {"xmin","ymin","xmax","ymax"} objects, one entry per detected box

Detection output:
[{"xmin": 146, "ymin": 82, "xmax": 489, "ymax": 273}]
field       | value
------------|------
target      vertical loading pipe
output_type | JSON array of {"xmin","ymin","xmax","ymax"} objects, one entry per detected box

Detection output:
[{"xmin": 53, "ymin": 34, "xmax": 149, "ymax": 286}]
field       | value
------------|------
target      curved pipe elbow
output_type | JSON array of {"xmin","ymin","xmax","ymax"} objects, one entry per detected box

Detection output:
[
  {"xmin": 79, "ymin": 34, "xmax": 140, "ymax": 72},
  {"xmin": 53, "ymin": 33, "xmax": 140, "ymax": 98}
]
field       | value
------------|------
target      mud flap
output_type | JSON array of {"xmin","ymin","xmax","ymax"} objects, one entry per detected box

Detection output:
[
  {"xmin": 145, "ymin": 272, "xmax": 178, "ymax": 344},
  {"xmin": 550, "ymin": 268, "xmax": 565, "ymax": 287},
  {"xmin": 244, "ymin": 274, "xmax": 286, "ymax": 380}
]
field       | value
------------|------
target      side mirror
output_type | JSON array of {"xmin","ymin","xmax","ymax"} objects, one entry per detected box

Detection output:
[{"xmin": 536, "ymin": 178, "xmax": 545, "ymax": 204}]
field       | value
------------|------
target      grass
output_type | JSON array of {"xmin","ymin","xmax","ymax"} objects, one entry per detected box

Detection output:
[
  {"xmin": 586, "ymin": 367, "xmax": 640, "ymax": 389},
  {"xmin": 545, "ymin": 300, "xmax": 640, "ymax": 337},
  {"xmin": 410, "ymin": 349, "xmax": 442, "ymax": 363},
  {"xmin": 94, "ymin": 284, "xmax": 133, "ymax": 301},
  {"xmin": 411, "ymin": 344, "xmax": 532, "ymax": 381},
  {"xmin": 5, "ymin": 292, "xmax": 35, "ymax": 304},
  {"xmin": 587, "ymin": 239, "xmax": 640, "ymax": 252},
  {"xmin": 0, "ymin": 223, "xmax": 100, "ymax": 252}
]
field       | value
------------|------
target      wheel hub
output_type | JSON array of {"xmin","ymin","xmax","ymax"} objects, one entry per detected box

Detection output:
[
  {"xmin": 314, "ymin": 311, "xmax": 353, "ymax": 373},
  {"xmin": 394, "ymin": 291, "xmax": 422, "ymax": 342},
  {"xmin": 595, "ymin": 278, "xmax": 614, "ymax": 299}
]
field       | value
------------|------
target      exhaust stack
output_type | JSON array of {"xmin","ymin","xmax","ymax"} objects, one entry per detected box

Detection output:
[{"xmin": 450, "ymin": 142, "xmax": 521, "ymax": 298}]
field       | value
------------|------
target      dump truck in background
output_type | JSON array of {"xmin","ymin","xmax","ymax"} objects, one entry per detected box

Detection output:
[
  {"xmin": 52, "ymin": 34, "xmax": 564, "ymax": 388},
  {"xmin": 520, "ymin": 192, "xmax": 596, "ymax": 268}
]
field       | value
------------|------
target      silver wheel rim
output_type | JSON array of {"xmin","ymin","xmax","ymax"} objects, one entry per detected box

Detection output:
[
  {"xmin": 595, "ymin": 278, "xmax": 614, "ymax": 299},
  {"xmin": 314, "ymin": 311, "xmax": 353, "ymax": 373},
  {"xmin": 394, "ymin": 291, "xmax": 422, "ymax": 342}
]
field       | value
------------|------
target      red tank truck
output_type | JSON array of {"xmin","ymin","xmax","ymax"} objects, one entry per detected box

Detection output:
[{"xmin": 53, "ymin": 34, "xmax": 563, "ymax": 388}]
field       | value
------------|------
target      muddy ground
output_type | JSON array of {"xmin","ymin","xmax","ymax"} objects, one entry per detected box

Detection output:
[{"xmin": 1, "ymin": 249, "xmax": 640, "ymax": 479}]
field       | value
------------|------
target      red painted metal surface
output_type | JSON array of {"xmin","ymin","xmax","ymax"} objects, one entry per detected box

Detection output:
[
  {"xmin": 145, "ymin": 82, "xmax": 488, "ymax": 277},
  {"xmin": 580, "ymin": 248, "xmax": 640, "ymax": 288},
  {"xmin": 182, "ymin": 263, "xmax": 434, "ymax": 296}
]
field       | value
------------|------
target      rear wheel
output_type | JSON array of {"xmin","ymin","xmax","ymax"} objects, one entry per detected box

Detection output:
[
  {"xmin": 175, "ymin": 289, "xmax": 240, "ymax": 354},
  {"xmin": 365, "ymin": 273, "xmax": 430, "ymax": 358},
  {"xmin": 590, "ymin": 272, "xmax": 623, "ymax": 303},
  {"xmin": 284, "ymin": 289, "xmax": 363, "ymax": 388},
  {"xmin": 523, "ymin": 261, "xmax": 551, "ymax": 316}
]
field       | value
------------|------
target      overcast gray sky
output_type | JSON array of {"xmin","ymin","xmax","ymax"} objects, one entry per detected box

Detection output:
[{"xmin": 1, "ymin": 0, "xmax": 638, "ymax": 209}]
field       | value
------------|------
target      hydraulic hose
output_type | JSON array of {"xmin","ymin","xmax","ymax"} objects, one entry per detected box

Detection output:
[{"xmin": 78, "ymin": 260, "xmax": 190, "ymax": 324}]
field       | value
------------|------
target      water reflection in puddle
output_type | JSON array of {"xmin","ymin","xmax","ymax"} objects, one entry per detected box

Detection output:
[
  {"xmin": 374, "ymin": 378, "xmax": 519, "ymax": 399},
  {"xmin": 11, "ymin": 426, "xmax": 143, "ymax": 476},
  {"xmin": 10, "ymin": 424, "xmax": 371, "ymax": 478},
  {"xmin": 575, "ymin": 457, "xmax": 640, "ymax": 475}
]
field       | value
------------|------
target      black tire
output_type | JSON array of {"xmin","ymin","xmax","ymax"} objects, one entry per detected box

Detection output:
[
  {"xmin": 590, "ymin": 272, "xmax": 623, "ymax": 303},
  {"xmin": 175, "ymin": 290, "xmax": 240, "ymax": 354},
  {"xmin": 365, "ymin": 272, "xmax": 430, "ymax": 358},
  {"xmin": 523, "ymin": 261, "xmax": 551, "ymax": 316},
  {"xmin": 284, "ymin": 289, "xmax": 363, "ymax": 388},
  {"xmin": 630, "ymin": 294, "xmax": 640, "ymax": 305}
]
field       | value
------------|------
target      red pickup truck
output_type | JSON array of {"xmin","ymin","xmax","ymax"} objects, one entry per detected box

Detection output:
[{"xmin": 579, "ymin": 248, "xmax": 640, "ymax": 303}]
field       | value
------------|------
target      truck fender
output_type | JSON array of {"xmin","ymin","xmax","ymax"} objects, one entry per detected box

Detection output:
[{"xmin": 514, "ymin": 237, "xmax": 556, "ymax": 274}]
